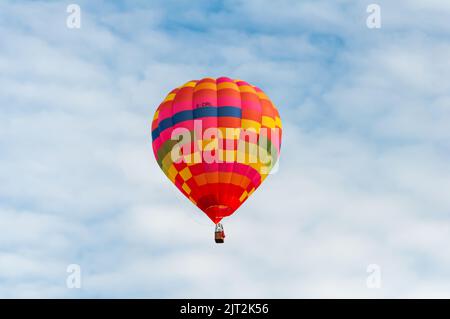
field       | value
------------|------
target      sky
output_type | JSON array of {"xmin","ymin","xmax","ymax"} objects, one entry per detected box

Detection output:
[{"xmin": 0, "ymin": 0, "xmax": 450, "ymax": 298}]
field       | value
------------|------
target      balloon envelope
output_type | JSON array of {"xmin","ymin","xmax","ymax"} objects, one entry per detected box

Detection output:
[{"xmin": 151, "ymin": 77, "xmax": 282, "ymax": 223}]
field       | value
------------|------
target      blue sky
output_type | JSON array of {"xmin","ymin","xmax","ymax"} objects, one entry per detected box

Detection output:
[{"xmin": 1, "ymin": 0, "xmax": 450, "ymax": 298}]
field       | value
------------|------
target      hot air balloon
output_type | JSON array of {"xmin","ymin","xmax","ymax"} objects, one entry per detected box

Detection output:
[{"xmin": 151, "ymin": 77, "xmax": 282, "ymax": 243}]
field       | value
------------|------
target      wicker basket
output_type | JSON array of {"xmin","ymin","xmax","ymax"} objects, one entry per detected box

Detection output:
[{"xmin": 215, "ymin": 231, "xmax": 225, "ymax": 243}]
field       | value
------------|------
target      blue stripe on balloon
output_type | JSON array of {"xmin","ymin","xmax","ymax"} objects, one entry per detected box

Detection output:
[{"xmin": 152, "ymin": 106, "xmax": 242, "ymax": 141}]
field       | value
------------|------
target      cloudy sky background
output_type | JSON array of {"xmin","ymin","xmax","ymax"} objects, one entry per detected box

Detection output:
[{"xmin": 1, "ymin": 0, "xmax": 450, "ymax": 298}]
